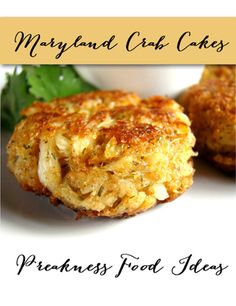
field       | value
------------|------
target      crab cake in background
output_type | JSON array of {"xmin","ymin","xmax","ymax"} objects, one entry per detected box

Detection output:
[
  {"xmin": 7, "ymin": 90, "xmax": 196, "ymax": 218},
  {"xmin": 180, "ymin": 66, "xmax": 236, "ymax": 174},
  {"xmin": 201, "ymin": 65, "xmax": 235, "ymax": 85}
]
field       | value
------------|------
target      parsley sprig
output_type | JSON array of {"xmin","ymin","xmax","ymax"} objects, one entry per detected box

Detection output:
[{"xmin": 1, "ymin": 65, "xmax": 97, "ymax": 131}]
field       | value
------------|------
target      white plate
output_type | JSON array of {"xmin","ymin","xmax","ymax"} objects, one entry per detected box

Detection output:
[{"xmin": 1, "ymin": 65, "xmax": 235, "ymax": 306}]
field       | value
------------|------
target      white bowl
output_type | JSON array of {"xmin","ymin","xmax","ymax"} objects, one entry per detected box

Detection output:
[{"xmin": 76, "ymin": 65, "xmax": 204, "ymax": 98}]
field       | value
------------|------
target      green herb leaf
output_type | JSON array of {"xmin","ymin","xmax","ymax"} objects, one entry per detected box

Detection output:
[
  {"xmin": 1, "ymin": 65, "xmax": 98, "ymax": 131},
  {"xmin": 23, "ymin": 65, "xmax": 97, "ymax": 101},
  {"xmin": 1, "ymin": 68, "xmax": 35, "ymax": 131}
]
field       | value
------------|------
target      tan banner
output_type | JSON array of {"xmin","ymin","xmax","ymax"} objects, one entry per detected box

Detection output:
[{"xmin": 0, "ymin": 17, "xmax": 235, "ymax": 64}]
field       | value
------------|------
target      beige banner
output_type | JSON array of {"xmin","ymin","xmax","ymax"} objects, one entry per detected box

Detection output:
[{"xmin": 0, "ymin": 17, "xmax": 235, "ymax": 64}]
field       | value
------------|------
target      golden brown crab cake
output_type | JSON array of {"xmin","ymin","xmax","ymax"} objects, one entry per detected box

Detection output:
[
  {"xmin": 7, "ymin": 90, "xmax": 196, "ymax": 218},
  {"xmin": 8, "ymin": 91, "xmax": 140, "ymax": 194},
  {"xmin": 201, "ymin": 65, "xmax": 236, "ymax": 85},
  {"xmin": 21, "ymin": 90, "xmax": 141, "ymax": 117},
  {"xmin": 180, "ymin": 79, "xmax": 236, "ymax": 174}
]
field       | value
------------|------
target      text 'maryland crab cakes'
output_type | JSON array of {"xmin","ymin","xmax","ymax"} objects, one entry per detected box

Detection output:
[
  {"xmin": 180, "ymin": 66, "xmax": 236, "ymax": 174},
  {"xmin": 7, "ymin": 90, "xmax": 196, "ymax": 218}
]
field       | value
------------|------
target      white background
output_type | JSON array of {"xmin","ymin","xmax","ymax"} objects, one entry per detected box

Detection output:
[
  {"xmin": 1, "ymin": 0, "xmax": 236, "ymax": 16},
  {"xmin": 1, "ymin": 1, "xmax": 236, "ymax": 306}
]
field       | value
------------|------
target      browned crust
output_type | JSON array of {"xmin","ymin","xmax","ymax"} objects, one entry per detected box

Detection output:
[
  {"xmin": 179, "ymin": 67, "xmax": 236, "ymax": 174},
  {"xmin": 20, "ymin": 91, "xmax": 185, "ymax": 147},
  {"xmin": 7, "ymin": 90, "xmax": 195, "ymax": 218},
  {"xmin": 206, "ymin": 151, "xmax": 236, "ymax": 175},
  {"xmin": 21, "ymin": 90, "xmax": 140, "ymax": 117},
  {"xmin": 201, "ymin": 65, "xmax": 236, "ymax": 85}
]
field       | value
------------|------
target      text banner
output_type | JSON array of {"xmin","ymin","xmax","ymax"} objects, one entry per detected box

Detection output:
[{"xmin": 0, "ymin": 17, "xmax": 235, "ymax": 64}]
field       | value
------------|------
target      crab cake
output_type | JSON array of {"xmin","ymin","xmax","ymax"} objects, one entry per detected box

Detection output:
[
  {"xmin": 7, "ymin": 90, "xmax": 196, "ymax": 218},
  {"xmin": 180, "ymin": 68, "xmax": 236, "ymax": 174},
  {"xmin": 201, "ymin": 65, "xmax": 235, "ymax": 85}
]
